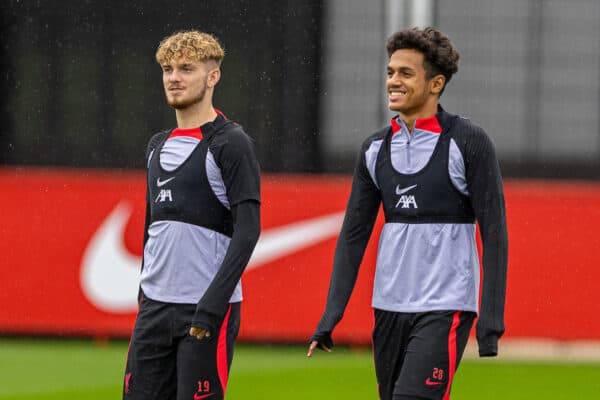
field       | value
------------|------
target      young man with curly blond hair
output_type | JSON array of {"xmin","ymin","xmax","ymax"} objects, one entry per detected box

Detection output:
[
  {"xmin": 123, "ymin": 30, "xmax": 261, "ymax": 400},
  {"xmin": 308, "ymin": 27, "xmax": 508, "ymax": 400}
]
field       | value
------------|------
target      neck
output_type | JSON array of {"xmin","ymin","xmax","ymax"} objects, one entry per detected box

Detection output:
[
  {"xmin": 175, "ymin": 99, "xmax": 217, "ymax": 129},
  {"xmin": 399, "ymin": 99, "xmax": 439, "ymax": 132}
]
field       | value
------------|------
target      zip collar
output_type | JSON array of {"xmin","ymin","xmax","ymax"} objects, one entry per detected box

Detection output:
[{"xmin": 391, "ymin": 108, "xmax": 443, "ymax": 136}]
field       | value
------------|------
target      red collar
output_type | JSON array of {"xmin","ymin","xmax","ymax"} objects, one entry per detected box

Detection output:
[{"xmin": 391, "ymin": 114, "xmax": 442, "ymax": 135}]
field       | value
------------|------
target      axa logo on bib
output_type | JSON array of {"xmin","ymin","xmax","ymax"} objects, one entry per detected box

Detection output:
[
  {"xmin": 155, "ymin": 177, "xmax": 175, "ymax": 202},
  {"xmin": 395, "ymin": 184, "xmax": 418, "ymax": 208},
  {"xmin": 155, "ymin": 189, "xmax": 173, "ymax": 202}
]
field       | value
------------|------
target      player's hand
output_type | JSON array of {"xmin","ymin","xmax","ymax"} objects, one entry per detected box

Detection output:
[
  {"xmin": 190, "ymin": 326, "xmax": 211, "ymax": 340},
  {"xmin": 307, "ymin": 340, "xmax": 331, "ymax": 357}
]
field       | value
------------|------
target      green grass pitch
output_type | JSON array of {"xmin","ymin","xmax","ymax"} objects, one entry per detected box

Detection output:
[{"xmin": 0, "ymin": 338, "xmax": 599, "ymax": 399}]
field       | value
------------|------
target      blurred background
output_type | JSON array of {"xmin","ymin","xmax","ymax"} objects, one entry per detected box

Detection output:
[
  {"xmin": 2, "ymin": 0, "xmax": 599, "ymax": 177},
  {"xmin": 1, "ymin": 0, "xmax": 600, "ymax": 398}
]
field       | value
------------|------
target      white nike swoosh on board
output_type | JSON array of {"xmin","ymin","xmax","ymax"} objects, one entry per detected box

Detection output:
[
  {"xmin": 80, "ymin": 201, "xmax": 345, "ymax": 313},
  {"xmin": 80, "ymin": 202, "xmax": 142, "ymax": 313},
  {"xmin": 395, "ymin": 184, "xmax": 417, "ymax": 195},
  {"xmin": 157, "ymin": 177, "xmax": 175, "ymax": 187},
  {"xmin": 245, "ymin": 211, "xmax": 345, "ymax": 271}
]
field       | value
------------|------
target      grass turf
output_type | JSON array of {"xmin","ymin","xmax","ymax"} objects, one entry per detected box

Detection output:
[{"xmin": 0, "ymin": 338, "xmax": 599, "ymax": 399}]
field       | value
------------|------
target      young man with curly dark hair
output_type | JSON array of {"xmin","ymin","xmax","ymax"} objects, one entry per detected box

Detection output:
[
  {"xmin": 122, "ymin": 30, "xmax": 261, "ymax": 400},
  {"xmin": 308, "ymin": 27, "xmax": 508, "ymax": 400}
]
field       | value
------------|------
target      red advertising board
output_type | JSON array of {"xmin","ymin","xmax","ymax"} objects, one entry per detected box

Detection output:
[{"xmin": 0, "ymin": 167, "xmax": 599, "ymax": 343}]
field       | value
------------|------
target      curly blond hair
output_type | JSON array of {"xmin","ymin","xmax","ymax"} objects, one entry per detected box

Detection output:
[{"xmin": 155, "ymin": 30, "xmax": 225, "ymax": 65}]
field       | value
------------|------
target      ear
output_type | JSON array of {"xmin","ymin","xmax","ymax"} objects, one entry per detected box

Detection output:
[
  {"xmin": 207, "ymin": 68, "xmax": 221, "ymax": 88},
  {"xmin": 430, "ymin": 74, "xmax": 445, "ymax": 95}
]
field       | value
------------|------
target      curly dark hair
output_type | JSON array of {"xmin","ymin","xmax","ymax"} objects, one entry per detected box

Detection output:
[{"xmin": 386, "ymin": 27, "xmax": 459, "ymax": 94}]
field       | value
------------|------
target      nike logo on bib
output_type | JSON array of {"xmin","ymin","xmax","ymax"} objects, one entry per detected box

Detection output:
[
  {"xmin": 156, "ymin": 176, "xmax": 175, "ymax": 187},
  {"xmin": 395, "ymin": 184, "xmax": 417, "ymax": 195},
  {"xmin": 395, "ymin": 184, "xmax": 418, "ymax": 208}
]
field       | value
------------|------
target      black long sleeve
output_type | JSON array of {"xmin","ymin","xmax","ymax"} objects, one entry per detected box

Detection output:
[
  {"xmin": 310, "ymin": 141, "xmax": 381, "ymax": 347},
  {"xmin": 460, "ymin": 126, "xmax": 509, "ymax": 356},
  {"xmin": 192, "ymin": 124, "xmax": 261, "ymax": 332},
  {"xmin": 192, "ymin": 200, "xmax": 261, "ymax": 332}
]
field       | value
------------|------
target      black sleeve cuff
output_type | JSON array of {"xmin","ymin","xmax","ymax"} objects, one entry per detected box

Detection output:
[
  {"xmin": 192, "ymin": 309, "xmax": 221, "ymax": 334},
  {"xmin": 477, "ymin": 335, "xmax": 499, "ymax": 357},
  {"xmin": 309, "ymin": 331, "xmax": 334, "ymax": 350}
]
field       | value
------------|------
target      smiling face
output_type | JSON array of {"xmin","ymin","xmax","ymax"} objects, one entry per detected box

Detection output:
[
  {"xmin": 386, "ymin": 49, "xmax": 444, "ymax": 121},
  {"xmin": 161, "ymin": 57, "xmax": 219, "ymax": 110}
]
